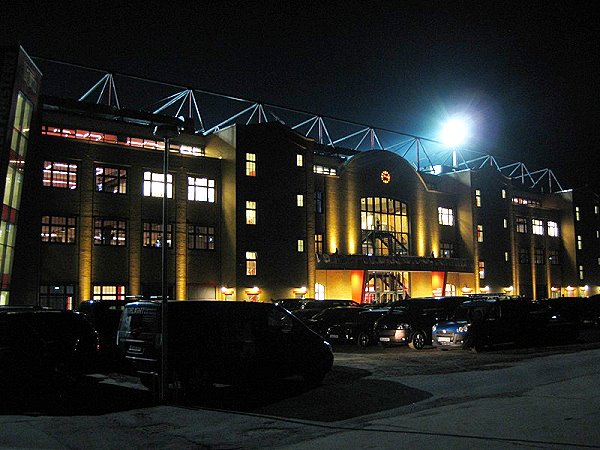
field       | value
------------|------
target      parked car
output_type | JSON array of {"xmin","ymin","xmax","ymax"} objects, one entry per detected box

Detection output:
[
  {"xmin": 0, "ymin": 307, "xmax": 99, "ymax": 391},
  {"xmin": 117, "ymin": 300, "xmax": 334, "ymax": 395},
  {"xmin": 306, "ymin": 306, "xmax": 368, "ymax": 338},
  {"xmin": 77, "ymin": 299, "xmax": 137, "ymax": 372},
  {"xmin": 538, "ymin": 296, "xmax": 600, "ymax": 328},
  {"xmin": 274, "ymin": 298, "xmax": 313, "ymax": 312},
  {"xmin": 374, "ymin": 296, "xmax": 465, "ymax": 350},
  {"xmin": 432, "ymin": 298, "xmax": 578, "ymax": 351},
  {"xmin": 325, "ymin": 308, "xmax": 390, "ymax": 347}
]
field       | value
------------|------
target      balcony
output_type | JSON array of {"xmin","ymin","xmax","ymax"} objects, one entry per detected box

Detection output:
[{"xmin": 315, "ymin": 253, "xmax": 473, "ymax": 273}]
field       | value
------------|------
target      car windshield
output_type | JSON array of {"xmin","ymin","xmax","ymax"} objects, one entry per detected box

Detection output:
[{"xmin": 453, "ymin": 305, "xmax": 489, "ymax": 322}]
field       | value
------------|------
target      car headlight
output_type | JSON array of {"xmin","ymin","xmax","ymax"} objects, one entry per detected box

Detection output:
[{"xmin": 457, "ymin": 325, "xmax": 469, "ymax": 333}]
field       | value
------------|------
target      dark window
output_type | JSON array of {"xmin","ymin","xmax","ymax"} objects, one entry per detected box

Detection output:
[
  {"xmin": 143, "ymin": 223, "xmax": 172, "ymax": 248},
  {"xmin": 187, "ymin": 225, "xmax": 215, "ymax": 250},
  {"xmin": 94, "ymin": 219, "xmax": 127, "ymax": 246},
  {"xmin": 41, "ymin": 216, "xmax": 76, "ymax": 243},
  {"xmin": 534, "ymin": 247, "xmax": 545, "ymax": 265},
  {"xmin": 315, "ymin": 191, "xmax": 324, "ymax": 214},
  {"xmin": 440, "ymin": 242, "xmax": 455, "ymax": 258},
  {"xmin": 518, "ymin": 247, "xmax": 530, "ymax": 264}
]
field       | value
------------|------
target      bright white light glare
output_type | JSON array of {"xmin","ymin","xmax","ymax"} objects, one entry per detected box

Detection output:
[{"xmin": 441, "ymin": 118, "xmax": 469, "ymax": 147}]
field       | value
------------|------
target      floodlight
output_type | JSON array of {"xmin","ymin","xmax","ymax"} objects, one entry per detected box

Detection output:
[{"xmin": 440, "ymin": 118, "xmax": 469, "ymax": 148}]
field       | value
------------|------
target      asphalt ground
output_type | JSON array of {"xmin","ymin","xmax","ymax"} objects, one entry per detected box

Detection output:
[{"xmin": 1, "ymin": 327, "xmax": 599, "ymax": 422}]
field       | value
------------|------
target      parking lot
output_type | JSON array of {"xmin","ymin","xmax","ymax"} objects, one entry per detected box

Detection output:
[{"xmin": 3, "ymin": 327, "xmax": 599, "ymax": 421}]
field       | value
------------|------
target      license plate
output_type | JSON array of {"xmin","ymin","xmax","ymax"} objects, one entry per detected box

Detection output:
[
  {"xmin": 329, "ymin": 334, "xmax": 338, "ymax": 339},
  {"xmin": 437, "ymin": 336, "xmax": 451, "ymax": 342},
  {"xmin": 379, "ymin": 337, "xmax": 390, "ymax": 342},
  {"xmin": 129, "ymin": 345, "xmax": 143, "ymax": 353}
]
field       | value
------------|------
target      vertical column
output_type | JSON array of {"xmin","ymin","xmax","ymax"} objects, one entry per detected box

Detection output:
[
  {"xmin": 128, "ymin": 167, "xmax": 142, "ymax": 296},
  {"xmin": 175, "ymin": 169, "xmax": 187, "ymax": 300},
  {"xmin": 78, "ymin": 155, "xmax": 93, "ymax": 303}
]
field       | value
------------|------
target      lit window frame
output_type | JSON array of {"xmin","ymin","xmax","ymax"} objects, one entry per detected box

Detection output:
[
  {"xmin": 188, "ymin": 176, "xmax": 215, "ymax": 203},
  {"xmin": 245, "ymin": 153, "xmax": 256, "ymax": 177},
  {"xmin": 43, "ymin": 160, "xmax": 78, "ymax": 190},
  {"xmin": 246, "ymin": 251, "xmax": 257, "ymax": 276},
  {"xmin": 246, "ymin": 200, "xmax": 257, "ymax": 225},
  {"xmin": 143, "ymin": 171, "xmax": 172, "ymax": 198},
  {"xmin": 438, "ymin": 207, "xmax": 454, "ymax": 226}
]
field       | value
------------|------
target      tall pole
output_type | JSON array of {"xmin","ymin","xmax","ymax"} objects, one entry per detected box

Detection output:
[{"xmin": 153, "ymin": 124, "xmax": 180, "ymax": 403}]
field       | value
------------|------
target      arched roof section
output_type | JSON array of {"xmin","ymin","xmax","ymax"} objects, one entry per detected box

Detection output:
[{"xmin": 341, "ymin": 150, "xmax": 429, "ymax": 198}]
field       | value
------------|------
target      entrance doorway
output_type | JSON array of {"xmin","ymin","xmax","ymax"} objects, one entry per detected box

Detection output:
[{"xmin": 364, "ymin": 271, "xmax": 409, "ymax": 304}]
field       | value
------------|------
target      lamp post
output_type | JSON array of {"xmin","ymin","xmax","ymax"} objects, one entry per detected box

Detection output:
[{"xmin": 153, "ymin": 123, "xmax": 180, "ymax": 403}]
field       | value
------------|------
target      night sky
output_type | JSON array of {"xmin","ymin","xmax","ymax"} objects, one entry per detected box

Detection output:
[{"xmin": 3, "ymin": 1, "xmax": 599, "ymax": 190}]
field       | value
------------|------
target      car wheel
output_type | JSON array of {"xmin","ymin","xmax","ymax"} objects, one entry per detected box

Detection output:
[
  {"xmin": 357, "ymin": 332, "xmax": 370, "ymax": 348},
  {"xmin": 408, "ymin": 330, "xmax": 426, "ymax": 350}
]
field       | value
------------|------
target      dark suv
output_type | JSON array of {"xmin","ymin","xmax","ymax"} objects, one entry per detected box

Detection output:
[
  {"xmin": 325, "ymin": 308, "xmax": 390, "ymax": 347},
  {"xmin": 0, "ymin": 307, "xmax": 99, "ymax": 390},
  {"xmin": 117, "ymin": 301, "xmax": 334, "ymax": 394},
  {"xmin": 374, "ymin": 297, "xmax": 465, "ymax": 350}
]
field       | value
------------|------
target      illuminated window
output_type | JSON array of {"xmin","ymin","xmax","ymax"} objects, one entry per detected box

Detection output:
[
  {"xmin": 41, "ymin": 216, "xmax": 76, "ymax": 243},
  {"xmin": 579, "ymin": 265, "xmax": 584, "ymax": 280},
  {"xmin": 313, "ymin": 165, "xmax": 337, "ymax": 175},
  {"xmin": 94, "ymin": 218, "xmax": 126, "ymax": 246},
  {"xmin": 246, "ymin": 201, "xmax": 256, "ymax": 225},
  {"xmin": 43, "ymin": 161, "xmax": 78, "ymax": 189},
  {"xmin": 534, "ymin": 247, "xmax": 545, "ymax": 265},
  {"xmin": 297, "ymin": 239, "xmax": 305, "ymax": 252},
  {"xmin": 575, "ymin": 206, "xmax": 580, "ymax": 221},
  {"xmin": 93, "ymin": 285, "xmax": 126, "ymax": 300},
  {"xmin": 246, "ymin": 251, "xmax": 257, "ymax": 276},
  {"xmin": 475, "ymin": 189, "xmax": 481, "ymax": 207},
  {"xmin": 315, "ymin": 283, "xmax": 325, "ymax": 300},
  {"xmin": 503, "ymin": 218, "xmax": 508, "ymax": 228},
  {"xmin": 246, "ymin": 153, "xmax": 256, "ymax": 177},
  {"xmin": 532, "ymin": 219, "xmax": 544, "ymax": 235},
  {"xmin": 95, "ymin": 166, "xmax": 127, "ymax": 194},
  {"xmin": 296, "ymin": 154, "xmax": 304, "ymax": 167},
  {"xmin": 596, "ymin": 206, "xmax": 599, "ymax": 215},
  {"xmin": 143, "ymin": 171, "xmax": 172, "ymax": 198},
  {"xmin": 438, "ymin": 207, "xmax": 454, "ymax": 226},
  {"xmin": 504, "ymin": 251, "xmax": 510, "ymax": 262},
  {"xmin": 315, "ymin": 234, "xmax": 324, "ymax": 253},
  {"xmin": 478, "ymin": 261, "xmax": 485, "ymax": 279},
  {"xmin": 187, "ymin": 225, "xmax": 215, "ymax": 250},
  {"xmin": 477, "ymin": 224, "xmax": 484, "ymax": 242},
  {"xmin": 516, "ymin": 217, "xmax": 528, "ymax": 233},
  {"xmin": 501, "ymin": 189, "xmax": 507, "ymax": 199},
  {"xmin": 577, "ymin": 235, "xmax": 583, "ymax": 250},
  {"xmin": 297, "ymin": 194, "xmax": 304, "ymax": 207},
  {"xmin": 440, "ymin": 242, "xmax": 454, "ymax": 258},
  {"xmin": 548, "ymin": 221, "xmax": 559, "ymax": 237},
  {"xmin": 143, "ymin": 222, "xmax": 172, "ymax": 248},
  {"xmin": 361, "ymin": 197, "xmax": 410, "ymax": 255},
  {"xmin": 188, "ymin": 176, "xmax": 215, "ymax": 202}
]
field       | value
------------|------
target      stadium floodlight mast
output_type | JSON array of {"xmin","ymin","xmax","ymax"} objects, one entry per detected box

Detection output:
[{"xmin": 440, "ymin": 117, "xmax": 469, "ymax": 168}]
